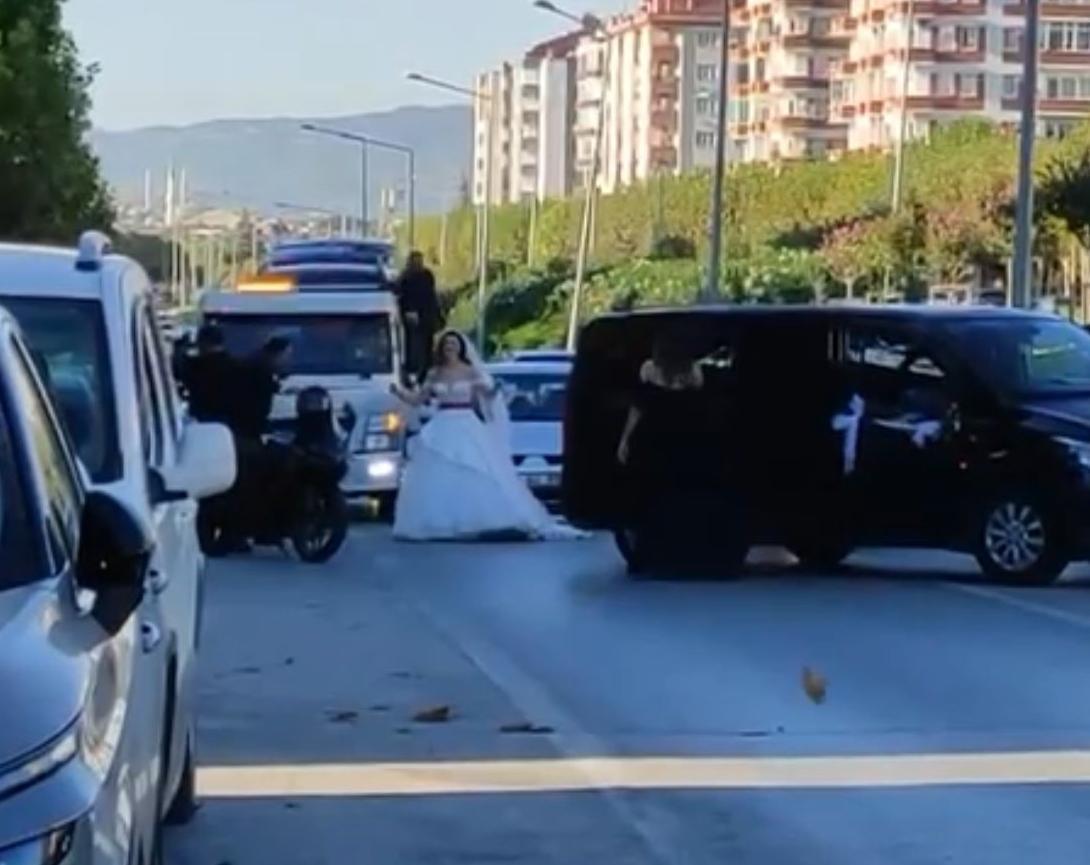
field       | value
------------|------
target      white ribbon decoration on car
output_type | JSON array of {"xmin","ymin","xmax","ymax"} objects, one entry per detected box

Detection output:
[
  {"xmin": 873, "ymin": 416, "xmax": 944, "ymax": 448},
  {"xmin": 832, "ymin": 394, "xmax": 865, "ymax": 475}
]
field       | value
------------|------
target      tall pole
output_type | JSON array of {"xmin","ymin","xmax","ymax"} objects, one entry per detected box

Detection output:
[
  {"xmin": 1012, "ymin": 0, "xmax": 1041, "ymax": 309},
  {"xmin": 407, "ymin": 149, "xmax": 417, "ymax": 248},
  {"xmin": 567, "ymin": 32, "xmax": 612, "ymax": 351},
  {"xmin": 890, "ymin": 0, "xmax": 917, "ymax": 215},
  {"xmin": 478, "ymin": 76, "xmax": 495, "ymax": 352},
  {"xmin": 528, "ymin": 196, "xmax": 538, "ymax": 267},
  {"xmin": 360, "ymin": 144, "xmax": 370, "ymax": 237},
  {"xmin": 703, "ymin": 0, "xmax": 731, "ymax": 302}
]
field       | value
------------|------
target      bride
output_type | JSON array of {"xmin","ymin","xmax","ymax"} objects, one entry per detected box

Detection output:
[{"xmin": 391, "ymin": 330, "xmax": 585, "ymax": 541}]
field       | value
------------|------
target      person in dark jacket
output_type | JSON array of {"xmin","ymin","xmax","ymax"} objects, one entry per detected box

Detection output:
[
  {"xmin": 395, "ymin": 251, "xmax": 444, "ymax": 381},
  {"xmin": 234, "ymin": 335, "xmax": 292, "ymax": 440},
  {"xmin": 178, "ymin": 324, "xmax": 239, "ymax": 426}
]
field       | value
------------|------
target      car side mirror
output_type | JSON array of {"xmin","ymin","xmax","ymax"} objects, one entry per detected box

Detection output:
[
  {"xmin": 156, "ymin": 421, "xmax": 237, "ymax": 504},
  {"xmin": 76, "ymin": 491, "xmax": 154, "ymax": 636}
]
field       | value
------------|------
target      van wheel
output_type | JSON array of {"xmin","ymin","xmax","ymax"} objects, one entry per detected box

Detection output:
[
  {"xmin": 614, "ymin": 528, "xmax": 648, "ymax": 575},
  {"xmin": 164, "ymin": 735, "xmax": 199, "ymax": 825},
  {"xmin": 789, "ymin": 540, "xmax": 853, "ymax": 571},
  {"xmin": 974, "ymin": 497, "xmax": 1067, "ymax": 586}
]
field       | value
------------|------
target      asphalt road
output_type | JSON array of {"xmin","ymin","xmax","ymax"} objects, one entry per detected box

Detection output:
[{"xmin": 169, "ymin": 529, "xmax": 1090, "ymax": 865}]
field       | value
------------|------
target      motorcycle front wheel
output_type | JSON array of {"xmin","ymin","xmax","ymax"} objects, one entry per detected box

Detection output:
[{"xmin": 291, "ymin": 484, "xmax": 349, "ymax": 564}]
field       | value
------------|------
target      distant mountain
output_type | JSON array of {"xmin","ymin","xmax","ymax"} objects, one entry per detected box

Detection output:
[{"xmin": 91, "ymin": 105, "xmax": 472, "ymax": 219}]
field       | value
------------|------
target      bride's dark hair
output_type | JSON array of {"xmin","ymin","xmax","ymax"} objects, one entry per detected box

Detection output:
[{"xmin": 435, "ymin": 330, "xmax": 469, "ymax": 365}]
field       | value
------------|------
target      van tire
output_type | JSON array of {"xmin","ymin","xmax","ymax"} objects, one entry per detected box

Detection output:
[
  {"xmin": 614, "ymin": 528, "xmax": 648, "ymax": 575},
  {"xmin": 789, "ymin": 540, "xmax": 853, "ymax": 572},
  {"xmin": 164, "ymin": 736, "xmax": 199, "ymax": 825},
  {"xmin": 973, "ymin": 495, "xmax": 1068, "ymax": 586}
]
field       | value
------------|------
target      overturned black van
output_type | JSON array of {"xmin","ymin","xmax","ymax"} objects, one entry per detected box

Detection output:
[{"xmin": 564, "ymin": 305, "xmax": 1090, "ymax": 585}]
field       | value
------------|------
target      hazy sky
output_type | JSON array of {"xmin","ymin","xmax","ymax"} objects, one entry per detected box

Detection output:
[{"xmin": 65, "ymin": 0, "xmax": 632, "ymax": 130}]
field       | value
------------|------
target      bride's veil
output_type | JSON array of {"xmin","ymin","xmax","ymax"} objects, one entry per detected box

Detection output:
[{"xmin": 443, "ymin": 329, "xmax": 512, "ymax": 457}]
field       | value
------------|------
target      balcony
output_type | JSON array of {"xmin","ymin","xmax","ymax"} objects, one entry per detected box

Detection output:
[
  {"xmin": 1038, "ymin": 97, "xmax": 1090, "ymax": 111},
  {"xmin": 903, "ymin": 94, "xmax": 985, "ymax": 109},
  {"xmin": 1005, "ymin": 0, "xmax": 1090, "ymax": 14},
  {"xmin": 777, "ymin": 75, "xmax": 831, "ymax": 89},
  {"xmin": 783, "ymin": 31, "xmax": 852, "ymax": 49},
  {"xmin": 783, "ymin": 0, "xmax": 850, "ymax": 8}
]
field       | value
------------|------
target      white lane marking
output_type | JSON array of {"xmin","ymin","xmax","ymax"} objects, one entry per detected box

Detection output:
[
  {"xmin": 948, "ymin": 582, "xmax": 1090, "ymax": 632},
  {"xmin": 394, "ymin": 583, "xmax": 683, "ymax": 865},
  {"xmin": 198, "ymin": 750, "xmax": 1090, "ymax": 797}
]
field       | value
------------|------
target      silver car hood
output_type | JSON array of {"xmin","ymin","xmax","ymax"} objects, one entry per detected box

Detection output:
[{"xmin": 0, "ymin": 583, "xmax": 88, "ymax": 770}]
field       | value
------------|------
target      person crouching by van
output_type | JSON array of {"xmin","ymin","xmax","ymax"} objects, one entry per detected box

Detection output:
[{"xmin": 616, "ymin": 330, "xmax": 715, "ymax": 570}]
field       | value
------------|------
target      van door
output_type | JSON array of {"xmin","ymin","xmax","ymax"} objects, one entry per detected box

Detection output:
[
  {"xmin": 730, "ymin": 317, "xmax": 842, "ymax": 539},
  {"xmin": 837, "ymin": 321, "xmax": 965, "ymax": 545}
]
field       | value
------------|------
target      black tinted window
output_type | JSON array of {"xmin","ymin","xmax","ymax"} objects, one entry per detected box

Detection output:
[
  {"xmin": 951, "ymin": 318, "xmax": 1090, "ymax": 396},
  {"xmin": 2, "ymin": 298, "xmax": 121, "ymax": 482}
]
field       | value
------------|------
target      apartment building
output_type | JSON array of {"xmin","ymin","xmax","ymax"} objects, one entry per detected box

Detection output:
[
  {"xmin": 830, "ymin": 0, "xmax": 1090, "ymax": 150},
  {"xmin": 728, "ymin": 0, "xmax": 851, "ymax": 161},
  {"xmin": 472, "ymin": 33, "xmax": 580, "ymax": 206},
  {"xmin": 586, "ymin": 0, "xmax": 730, "ymax": 193}
]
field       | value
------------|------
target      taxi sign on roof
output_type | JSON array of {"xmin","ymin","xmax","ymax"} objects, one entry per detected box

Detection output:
[{"xmin": 236, "ymin": 274, "xmax": 295, "ymax": 294}]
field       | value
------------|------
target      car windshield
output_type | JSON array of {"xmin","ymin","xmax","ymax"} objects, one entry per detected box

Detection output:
[
  {"xmin": 2, "ymin": 297, "xmax": 121, "ymax": 482},
  {"xmin": 209, "ymin": 313, "xmax": 393, "ymax": 377},
  {"xmin": 494, "ymin": 372, "xmax": 569, "ymax": 421},
  {"xmin": 950, "ymin": 317, "xmax": 1090, "ymax": 397}
]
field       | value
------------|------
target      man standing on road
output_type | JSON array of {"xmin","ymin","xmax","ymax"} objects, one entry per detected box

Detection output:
[
  {"xmin": 395, "ymin": 251, "xmax": 443, "ymax": 382},
  {"xmin": 178, "ymin": 324, "xmax": 238, "ymax": 426}
]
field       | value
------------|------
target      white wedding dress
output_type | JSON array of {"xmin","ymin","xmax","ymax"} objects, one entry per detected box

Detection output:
[{"xmin": 393, "ymin": 379, "xmax": 585, "ymax": 541}]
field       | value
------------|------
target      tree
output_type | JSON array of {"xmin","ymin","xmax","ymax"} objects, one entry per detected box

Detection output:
[
  {"xmin": 1039, "ymin": 149, "xmax": 1090, "ymax": 251},
  {"xmin": 820, "ymin": 217, "xmax": 892, "ymax": 299},
  {"xmin": 0, "ymin": 0, "xmax": 113, "ymax": 241}
]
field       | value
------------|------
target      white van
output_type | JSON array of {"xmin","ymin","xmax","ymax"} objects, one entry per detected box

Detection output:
[{"xmin": 199, "ymin": 281, "xmax": 409, "ymax": 506}]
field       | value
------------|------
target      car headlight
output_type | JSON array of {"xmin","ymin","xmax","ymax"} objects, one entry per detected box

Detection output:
[
  {"xmin": 0, "ymin": 824, "xmax": 76, "ymax": 865},
  {"xmin": 1056, "ymin": 436, "xmax": 1090, "ymax": 471},
  {"xmin": 367, "ymin": 412, "xmax": 403, "ymax": 434}
]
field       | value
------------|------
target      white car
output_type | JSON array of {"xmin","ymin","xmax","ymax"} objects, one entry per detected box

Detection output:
[
  {"xmin": 489, "ymin": 359, "xmax": 571, "ymax": 503},
  {"xmin": 0, "ymin": 232, "xmax": 236, "ymax": 831},
  {"xmin": 200, "ymin": 278, "xmax": 409, "ymax": 510}
]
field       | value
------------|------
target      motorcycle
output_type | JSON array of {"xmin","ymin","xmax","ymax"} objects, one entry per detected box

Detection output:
[{"xmin": 198, "ymin": 386, "xmax": 353, "ymax": 563}]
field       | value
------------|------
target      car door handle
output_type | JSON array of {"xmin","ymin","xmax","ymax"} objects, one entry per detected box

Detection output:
[
  {"xmin": 141, "ymin": 622, "xmax": 163, "ymax": 653},
  {"xmin": 148, "ymin": 568, "xmax": 170, "ymax": 594}
]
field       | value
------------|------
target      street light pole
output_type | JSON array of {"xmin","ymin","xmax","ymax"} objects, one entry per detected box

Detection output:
[
  {"xmin": 1012, "ymin": 0, "xmax": 1041, "ymax": 309},
  {"xmin": 301, "ymin": 123, "xmax": 418, "ymax": 247},
  {"xmin": 704, "ymin": 0, "xmax": 731, "ymax": 302},
  {"xmin": 534, "ymin": 1, "xmax": 609, "ymax": 350},
  {"xmin": 890, "ymin": 0, "xmax": 917, "ymax": 216},
  {"xmin": 407, "ymin": 72, "xmax": 493, "ymax": 350},
  {"xmin": 360, "ymin": 145, "xmax": 370, "ymax": 236}
]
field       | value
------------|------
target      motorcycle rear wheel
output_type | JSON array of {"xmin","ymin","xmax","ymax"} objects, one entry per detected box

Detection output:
[{"xmin": 291, "ymin": 485, "xmax": 349, "ymax": 564}]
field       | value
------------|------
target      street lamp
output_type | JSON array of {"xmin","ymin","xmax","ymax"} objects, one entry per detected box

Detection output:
[
  {"xmin": 300, "ymin": 122, "xmax": 370, "ymax": 236},
  {"xmin": 534, "ymin": 0, "xmax": 609, "ymax": 349},
  {"xmin": 1011, "ymin": 0, "xmax": 1042, "ymax": 308},
  {"xmin": 300, "ymin": 123, "xmax": 417, "ymax": 247},
  {"xmin": 408, "ymin": 71, "xmax": 494, "ymax": 353},
  {"xmin": 704, "ymin": 0, "xmax": 731, "ymax": 302}
]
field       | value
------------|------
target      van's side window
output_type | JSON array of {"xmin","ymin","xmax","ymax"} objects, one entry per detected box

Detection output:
[
  {"xmin": 141, "ymin": 308, "xmax": 180, "ymax": 455},
  {"xmin": 842, "ymin": 325, "xmax": 950, "ymax": 413}
]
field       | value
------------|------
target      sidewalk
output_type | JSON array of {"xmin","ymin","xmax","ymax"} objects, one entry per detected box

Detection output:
[{"xmin": 167, "ymin": 530, "xmax": 651, "ymax": 865}]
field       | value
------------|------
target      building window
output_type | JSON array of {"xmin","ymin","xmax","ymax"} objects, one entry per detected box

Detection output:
[
  {"xmin": 955, "ymin": 25, "xmax": 980, "ymax": 50},
  {"xmin": 696, "ymin": 63, "xmax": 718, "ymax": 82},
  {"xmin": 696, "ymin": 130, "xmax": 717, "ymax": 148},
  {"xmin": 930, "ymin": 72, "xmax": 956, "ymax": 96},
  {"xmin": 1003, "ymin": 27, "xmax": 1022, "ymax": 52},
  {"xmin": 1002, "ymin": 74, "xmax": 1021, "ymax": 98},
  {"xmin": 696, "ymin": 30, "xmax": 720, "ymax": 48},
  {"xmin": 957, "ymin": 73, "xmax": 981, "ymax": 97},
  {"xmin": 696, "ymin": 95, "xmax": 718, "ymax": 114}
]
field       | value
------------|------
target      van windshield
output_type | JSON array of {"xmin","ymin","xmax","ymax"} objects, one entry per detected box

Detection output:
[
  {"xmin": 208, "ymin": 313, "xmax": 393, "ymax": 377},
  {"xmin": 951, "ymin": 317, "xmax": 1090, "ymax": 397}
]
